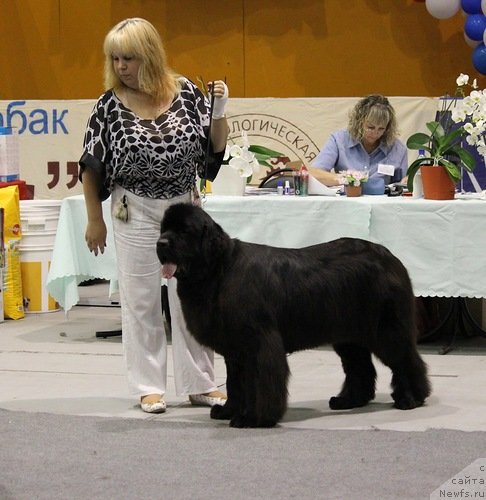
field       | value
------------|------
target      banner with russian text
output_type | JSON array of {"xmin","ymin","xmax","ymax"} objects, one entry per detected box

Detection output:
[{"xmin": 1, "ymin": 97, "xmax": 473, "ymax": 200}]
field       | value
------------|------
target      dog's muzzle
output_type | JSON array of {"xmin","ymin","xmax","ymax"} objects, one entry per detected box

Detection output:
[{"xmin": 157, "ymin": 237, "xmax": 178, "ymax": 279}]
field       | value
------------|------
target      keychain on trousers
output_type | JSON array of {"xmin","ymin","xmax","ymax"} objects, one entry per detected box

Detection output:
[{"xmin": 113, "ymin": 194, "xmax": 128, "ymax": 222}]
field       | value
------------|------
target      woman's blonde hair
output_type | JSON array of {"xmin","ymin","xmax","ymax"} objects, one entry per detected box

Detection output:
[
  {"xmin": 103, "ymin": 18, "xmax": 180, "ymax": 101},
  {"xmin": 348, "ymin": 94, "xmax": 399, "ymax": 147}
]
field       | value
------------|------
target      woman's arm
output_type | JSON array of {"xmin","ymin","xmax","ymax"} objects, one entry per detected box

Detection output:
[
  {"xmin": 311, "ymin": 132, "xmax": 342, "ymax": 186},
  {"xmin": 210, "ymin": 115, "xmax": 228, "ymax": 152},
  {"xmin": 82, "ymin": 168, "xmax": 107, "ymax": 256},
  {"xmin": 308, "ymin": 167, "xmax": 341, "ymax": 186},
  {"xmin": 208, "ymin": 80, "xmax": 229, "ymax": 152}
]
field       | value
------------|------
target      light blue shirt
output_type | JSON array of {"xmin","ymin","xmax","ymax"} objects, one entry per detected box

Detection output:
[{"xmin": 313, "ymin": 129, "xmax": 408, "ymax": 193}]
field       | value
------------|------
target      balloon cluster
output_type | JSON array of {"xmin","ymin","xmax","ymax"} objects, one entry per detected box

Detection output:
[{"xmin": 423, "ymin": 0, "xmax": 486, "ymax": 74}]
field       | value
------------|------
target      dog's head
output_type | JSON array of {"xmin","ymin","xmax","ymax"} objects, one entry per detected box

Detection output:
[{"xmin": 157, "ymin": 203, "xmax": 230, "ymax": 281}]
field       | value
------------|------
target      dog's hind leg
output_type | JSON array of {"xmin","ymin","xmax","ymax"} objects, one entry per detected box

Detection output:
[
  {"xmin": 374, "ymin": 339, "xmax": 431, "ymax": 410},
  {"xmin": 329, "ymin": 342, "xmax": 377, "ymax": 410}
]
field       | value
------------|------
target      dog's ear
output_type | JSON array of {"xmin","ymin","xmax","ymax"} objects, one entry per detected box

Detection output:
[{"xmin": 200, "ymin": 218, "xmax": 228, "ymax": 264}]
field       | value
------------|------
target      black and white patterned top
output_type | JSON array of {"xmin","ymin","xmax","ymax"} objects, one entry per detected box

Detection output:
[{"xmin": 79, "ymin": 77, "xmax": 211, "ymax": 200}]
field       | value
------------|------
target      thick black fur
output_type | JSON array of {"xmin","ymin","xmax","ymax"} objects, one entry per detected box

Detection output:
[{"xmin": 157, "ymin": 203, "xmax": 431, "ymax": 428}]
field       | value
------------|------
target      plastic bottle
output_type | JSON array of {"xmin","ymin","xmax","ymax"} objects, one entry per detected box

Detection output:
[
  {"xmin": 299, "ymin": 165, "xmax": 309, "ymax": 196},
  {"xmin": 284, "ymin": 180, "xmax": 291, "ymax": 195},
  {"xmin": 277, "ymin": 180, "xmax": 284, "ymax": 195},
  {"xmin": 412, "ymin": 149, "xmax": 425, "ymax": 199}
]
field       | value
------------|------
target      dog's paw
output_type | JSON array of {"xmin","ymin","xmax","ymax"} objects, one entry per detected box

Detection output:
[
  {"xmin": 229, "ymin": 415, "xmax": 277, "ymax": 428},
  {"xmin": 329, "ymin": 396, "xmax": 370, "ymax": 410},
  {"xmin": 392, "ymin": 393, "xmax": 424, "ymax": 410},
  {"xmin": 210, "ymin": 403, "xmax": 232, "ymax": 420}
]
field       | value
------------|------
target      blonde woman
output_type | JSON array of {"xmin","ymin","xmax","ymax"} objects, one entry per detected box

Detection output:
[
  {"xmin": 80, "ymin": 18, "xmax": 228, "ymax": 413},
  {"xmin": 311, "ymin": 94, "xmax": 407, "ymax": 194}
]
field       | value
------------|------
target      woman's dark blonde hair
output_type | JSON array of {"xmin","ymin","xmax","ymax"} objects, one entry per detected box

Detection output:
[
  {"xmin": 348, "ymin": 94, "xmax": 399, "ymax": 147},
  {"xmin": 103, "ymin": 18, "xmax": 180, "ymax": 101}
]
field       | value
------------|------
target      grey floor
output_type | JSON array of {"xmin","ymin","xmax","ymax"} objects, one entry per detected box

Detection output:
[
  {"xmin": 1, "ymin": 283, "xmax": 485, "ymax": 431},
  {"xmin": 0, "ymin": 285, "xmax": 486, "ymax": 500}
]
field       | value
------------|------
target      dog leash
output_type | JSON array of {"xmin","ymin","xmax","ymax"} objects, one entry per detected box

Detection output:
[{"xmin": 200, "ymin": 82, "xmax": 216, "ymax": 205}]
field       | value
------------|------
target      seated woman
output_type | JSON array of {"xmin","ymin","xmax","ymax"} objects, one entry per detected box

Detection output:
[{"xmin": 310, "ymin": 94, "xmax": 408, "ymax": 194}]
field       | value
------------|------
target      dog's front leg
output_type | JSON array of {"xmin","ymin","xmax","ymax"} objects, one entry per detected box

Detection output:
[
  {"xmin": 210, "ymin": 355, "xmax": 240, "ymax": 421},
  {"xmin": 229, "ymin": 333, "xmax": 289, "ymax": 428}
]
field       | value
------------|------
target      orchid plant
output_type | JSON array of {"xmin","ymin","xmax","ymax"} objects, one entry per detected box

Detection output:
[
  {"xmin": 451, "ymin": 73, "xmax": 486, "ymax": 158},
  {"xmin": 224, "ymin": 132, "xmax": 283, "ymax": 183},
  {"xmin": 339, "ymin": 170, "xmax": 369, "ymax": 187},
  {"xmin": 406, "ymin": 73, "xmax": 477, "ymax": 191}
]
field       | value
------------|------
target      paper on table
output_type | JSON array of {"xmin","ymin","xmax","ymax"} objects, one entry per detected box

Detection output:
[{"xmin": 308, "ymin": 174, "xmax": 340, "ymax": 196}]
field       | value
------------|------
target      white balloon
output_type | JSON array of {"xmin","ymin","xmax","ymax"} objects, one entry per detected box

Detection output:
[
  {"xmin": 467, "ymin": 31, "xmax": 482, "ymax": 47},
  {"xmin": 425, "ymin": 0, "xmax": 461, "ymax": 19},
  {"xmin": 482, "ymin": 0, "xmax": 486, "ymax": 15}
]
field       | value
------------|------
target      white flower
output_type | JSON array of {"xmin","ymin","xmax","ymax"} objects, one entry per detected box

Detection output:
[
  {"xmin": 224, "ymin": 132, "xmax": 262, "ymax": 179},
  {"xmin": 240, "ymin": 131, "xmax": 251, "ymax": 149},
  {"xmin": 456, "ymin": 73, "xmax": 469, "ymax": 86},
  {"xmin": 220, "ymin": 131, "xmax": 283, "ymax": 181},
  {"xmin": 449, "ymin": 73, "xmax": 486, "ymax": 160},
  {"xmin": 339, "ymin": 169, "xmax": 369, "ymax": 186},
  {"xmin": 228, "ymin": 144, "xmax": 243, "ymax": 158},
  {"xmin": 451, "ymin": 108, "xmax": 466, "ymax": 122},
  {"xmin": 229, "ymin": 156, "xmax": 253, "ymax": 177}
]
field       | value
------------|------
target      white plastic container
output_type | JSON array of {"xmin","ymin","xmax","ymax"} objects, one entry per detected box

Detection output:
[
  {"xmin": 412, "ymin": 149, "xmax": 425, "ymax": 199},
  {"xmin": 412, "ymin": 170, "xmax": 423, "ymax": 199},
  {"xmin": 18, "ymin": 200, "xmax": 61, "ymax": 313}
]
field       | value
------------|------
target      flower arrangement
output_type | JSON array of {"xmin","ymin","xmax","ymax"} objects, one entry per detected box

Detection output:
[
  {"xmin": 451, "ymin": 74, "xmax": 486, "ymax": 158},
  {"xmin": 223, "ymin": 132, "xmax": 283, "ymax": 182},
  {"xmin": 339, "ymin": 170, "xmax": 369, "ymax": 187},
  {"xmin": 406, "ymin": 74, "xmax": 477, "ymax": 191}
]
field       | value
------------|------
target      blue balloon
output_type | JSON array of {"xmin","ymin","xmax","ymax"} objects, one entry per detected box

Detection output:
[
  {"xmin": 473, "ymin": 42, "xmax": 486, "ymax": 74},
  {"xmin": 465, "ymin": 14, "xmax": 486, "ymax": 40},
  {"xmin": 462, "ymin": 0, "xmax": 482, "ymax": 14}
]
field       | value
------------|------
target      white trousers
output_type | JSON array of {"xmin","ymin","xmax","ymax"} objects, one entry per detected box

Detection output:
[{"xmin": 111, "ymin": 185, "xmax": 217, "ymax": 398}]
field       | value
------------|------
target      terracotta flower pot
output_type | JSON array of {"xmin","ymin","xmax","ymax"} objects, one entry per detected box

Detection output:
[
  {"xmin": 345, "ymin": 184, "xmax": 362, "ymax": 197},
  {"xmin": 420, "ymin": 165, "xmax": 456, "ymax": 200}
]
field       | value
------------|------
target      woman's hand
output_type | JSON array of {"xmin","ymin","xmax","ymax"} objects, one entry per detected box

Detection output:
[
  {"xmin": 208, "ymin": 80, "xmax": 228, "ymax": 120},
  {"xmin": 208, "ymin": 80, "xmax": 228, "ymax": 100},
  {"xmin": 85, "ymin": 219, "xmax": 107, "ymax": 256}
]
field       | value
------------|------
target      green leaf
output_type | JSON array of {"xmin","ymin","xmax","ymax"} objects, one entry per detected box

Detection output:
[
  {"xmin": 248, "ymin": 145, "xmax": 283, "ymax": 157},
  {"xmin": 257, "ymin": 160, "xmax": 273, "ymax": 168},
  {"xmin": 426, "ymin": 121, "xmax": 445, "ymax": 138},
  {"xmin": 252, "ymin": 153, "xmax": 276, "ymax": 163},
  {"xmin": 441, "ymin": 159, "xmax": 462, "ymax": 183},
  {"xmin": 406, "ymin": 158, "xmax": 425, "ymax": 191},
  {"xmin": 406, "ymin": 133, "xmax": 430, "ymax": 149},
  {"xmin": 448, "ymin": 145, "xmax": 476, "ymax": 172}
]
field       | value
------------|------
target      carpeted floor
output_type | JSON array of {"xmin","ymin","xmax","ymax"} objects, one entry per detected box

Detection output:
[
  {"xmin": 2, "ymin": 290, "xmax": 486, "ymax": 499},
  {"xmin": 1, "ymin": 408, "xmax": 485, "ymax": 500}
]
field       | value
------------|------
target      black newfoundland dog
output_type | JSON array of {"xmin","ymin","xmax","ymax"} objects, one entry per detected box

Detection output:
[{"xmin": 157, "ymin": 203, "xmax": 431, "ymax": 428}]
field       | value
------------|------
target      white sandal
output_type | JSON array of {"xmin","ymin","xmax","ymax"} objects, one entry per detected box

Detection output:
[
  {"xmin": 189, "ymin": 394, "xmax": 226, "ymax": 407},
  {"xmin": 140, "ymin": 397, "xmax": 166, "ymax": 414}
]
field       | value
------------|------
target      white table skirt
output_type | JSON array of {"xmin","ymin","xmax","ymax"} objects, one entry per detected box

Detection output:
[{"xmin": 46, "ymin": 194, "xmax": 486, "ymax": 311}]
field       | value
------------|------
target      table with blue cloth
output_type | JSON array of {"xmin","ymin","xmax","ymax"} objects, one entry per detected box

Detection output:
[{"xmin": 46, "ymin": 194, "xmax": 486, "ymax": 313}]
